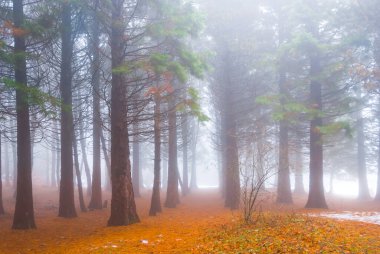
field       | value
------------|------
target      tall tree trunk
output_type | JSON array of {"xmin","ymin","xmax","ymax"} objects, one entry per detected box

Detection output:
[
  {"xmin": 181, "ymin": 113, "xmax": 189, "ymax": 196},
  {"xmin": 305, "ymin": 14, "xmax": 328, "ymax": 209},
  {"xmin": 222, "ymin": 51, "xmax": 240, "ymax": 210},
  {"xmin": 51, "ymin": 137, "xmax": 57, "ymax": 187},
  {"xmin": 55, "ymin": 120, "xmax": 60, "ymax": 189},
  {"xmin": 375, "ymin": 98, "xmax": 380, "ymax": 201},
  {"xmin": 132, "ymin": 123, "xmax": 141, "ymax": 197},
  {"xmin": 46, "ymin": 151, "xmax": 50, "ymax": 185},
  {"xmin": 79, "ymin": 119, "xmax": 92, "ymax": 197},
  {"xmin": 223, "ymin": 115, "xmax": 240, "ymax": 210},
  {"xmin": 73, "ymin": 134, "xmax": 87, "ymax": 212},
  {"xmin": 88, "ymin": 0, "xmax": 102, "ymax": 209},
  {"xmin": 107, "ymin": 0, "xmax": 139, "ymax": 226},
  {"xmin": 4, "ymin": 137, "xmax": 10, "ymax": 185},
  {"xmin": 58, "ymin": 2, "xmax": 77, "ymax": 218},
  {"xmin": 11, "ymin": 119, "xmax": 17, "ymax": 190},
  {"xmin": 293, "ymin": 138, "xmax": 305, "ymax": 195},
  {"xmin": 190, "ymin": 121, "xmax": 199, "ymax": 190},
  {"xmin": 356, "ymin": 89, "xmax": 370, "ymax": 199},
  {"xmin": 149, "ymin": 94, "xmax": 162, "ymax": 216},
  {"xmin": 0, "ymin": 131, "xmax": 5, "ymax": 214},
  {"xmin": 100, "ymin": 130, "xmax": 111, "ymax": 191},
  {"xmin": 276, "ymin": 13, "xmax": 292, "ymax": 204},
  {"xmin": 12, "ymin": 0, "xmax": 36, "ymax": 229},
  {"xmin": 165, "ymin": 93, "xmax": 180, "ymax": 208},
  {"xmin": 162, "ymin": 151, "xmax": 168, "ymax": 190}
]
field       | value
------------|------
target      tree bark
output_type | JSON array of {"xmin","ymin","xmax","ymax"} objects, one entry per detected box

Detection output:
[
  {"xmin": 12, "ymin": 0, "xmax": 36, "ymax": 229},
  {"xmin": 190, "ymin": 120, "xmax": 199, "ymax": 190},
  {"xmin": 88, "ymin": 0, "xmax": 102, "ymax": 209},
  {"xmin": 165, "ymin": 93, "xmax": 180, "ymax": 208},
  {"xmin": 4, "ymin": 136, "xmax": 10, "ymax": 185},
  {"xmin": 276, "ymin": 12, "xmax": 292, "ymax": 204},
  {"xmin": 181, "ymin": 113, "xmax": 189, "ymax": 196},
  {"xmin": 293, "ymin": 138, "xmax": 305, "ymax": 195},
  {"xmin": 73, "ymin": 134, "xmax": 87, "ymax": 212},
  {"xmin": 51, "ymin": 136, "xmax": 57, "ymax": 187},
  {"xmin": 305, "ymin": 18, "xmax": 328, "ymax": 208},
  {"xmin": 0, "ymin": 131, "xmax": 5, "ymax": 214},
  {"xmin": 107, "ymin": 0, "xmax": 139, "ymax": 226},
  {"xmin": 100, "ymin": 130, "xmax": 111, "ymax": 191},
  {"xmin": 79, "ymin": 119, "xmax": 92, "ymax": 197},
  {"xmin": 375, "ymin": 98, "xmax": 380, "ymax": 201},
  {"xmin": 11, "ymin": 119, "xmax": 17, "ymax": 190},
  {"xmin": 356, "ymin": 89, "xmax": 370, "ymax": 199},
  {"xmin": 58, "ymin": 2, "xmax": 77, "ymax": 218},
  {"xmin": 222, "ymin": 51, "xmax": 240, "ymax": 210},
  {"xmin": 132, "ymin": 123, "xmax": 141, "ymax": 197},
  {"xmin": 149, "ymin": 94, "xmax": 162, "ymax": 216},
  {"xmin": 222, "ymin": 115, "xmax": 240, "ymax": 210}
]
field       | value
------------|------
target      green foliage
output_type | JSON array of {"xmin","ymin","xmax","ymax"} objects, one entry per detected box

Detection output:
[
  {"xmin": 2, "ymin": 78, "xmax": 61, "ymax": 116},
  {"xmin": 317, "ymin": 121, "xmax": 352, "ymax": 138},
  {"xmin": 256, "ymin": 95, "xmax": 319, "ymax": 123},
  {"xmin": 147, "ymin": 1, "xmax": 204, "ymax": 40},
  {"xmin": 186, "ymin": 87, "xmax": 209, "ymax": 122},
  {"xmin": 168, "ymin": 62, "xmax": 187, "ymax": 83}
]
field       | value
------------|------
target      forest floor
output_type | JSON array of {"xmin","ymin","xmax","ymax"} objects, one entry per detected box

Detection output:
[{"xmin": 1, "ymin": 185, "xmax": 380, "ymax": 253}]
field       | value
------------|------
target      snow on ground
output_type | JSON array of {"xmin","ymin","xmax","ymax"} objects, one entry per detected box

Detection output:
[{"xmin": 318, "ymin": 212, "xmax": 380, "ymax": 225}]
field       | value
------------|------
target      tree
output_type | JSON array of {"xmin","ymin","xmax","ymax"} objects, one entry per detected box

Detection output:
[
  {"xmin": 0, "ymin": 131, "xmax": 5, "ymax": 214},
  {"xmin": 88, "ymin": 0, "xmax": 102, "ymax": 210},
  {"xmin": 58, "ymin": 1, "xmax": 77, "ymax": 218},
  {"xmin": 276, "ymin": 6, "xmax": 292, "ymax": 204},
  {"xmin": 149, "ymin": 87, "xmax": 163, "ymax": 216},
  {"xmin": 12, "ymin": 0, "xmax": 36, "ymax": 229},
  {"xmin": 304, "ymin": 1, "xmax": 328, "ymax": 209},
  {"xmin": 355, "ymin": 88, "xmax": 370, "ymax": 199},
  {"xmin": 107, "ymin": 0, "xmax": 140, "ymax": 226},
  {"xmin": 165, "ymin": 88, "xmax": 180, "ymax": 208}
]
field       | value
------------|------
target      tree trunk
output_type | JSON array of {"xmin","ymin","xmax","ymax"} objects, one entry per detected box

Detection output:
[
  {"xmin": 305, "ymin": 18, "xmax": 328, "ymax": 209},
  {"xmin": 276, "ymin": 14, "xmax": 292, "ymax": 204},
  {"xmin": 107, "ymin": 0, "xmax": 139, "ymax": 226},
  {"xmin": 0, "ymin": 131, "xmax": 5, "ymax": 214},
  {"xmin": 223, "ymin": 116, "xmax": 240, "ymax": 210},
  {"xmin": 293, "ymin": 139, "xmax": 305, "ymax": 195},
  {"xmin": 12, "ymin": 0, "xmax": 36, "ymax": 229},
  {"xmin": 222, "ymin": 51, "xmax": 240, "ymax": 210},
  {"xmin": 4, "ymin": 137, "xmax": 10, "ymax": 185},
  {"xmin": 190, "ymin": 121, "xmax": 199, "ymax": 190},
  {"xmin": 51, "ymin": 137, "xmax": 57, "ymax": 187},
  {"xmin": 132, "ymin": 123, "xmax": 141, "ymax": 197},
  {"xmin": 73, "ymin": 134, "xmax": 87, "ymax": 212},
  {"xmin": 181, "ymin": 113, "xmax": 189, "ymax": 196},
  {"xmin": 149, "ymin": 94, "xmax": 162, "ymax": 216},
  {"xmin": 79, "ymin": 120, "xmax": 92, "ymax": 197},
  {"xmin": 375, "ymin": 98, "xmax": 380, "ymax": 201},
  {"xmin": 100, "ymin": 130, "xmax": 111, "ymax": 191},
  {"xmin": 165, "ymin": 93, "xmax": 180, "ymax": 208},
  {"xmin": 11, "ymin": 119, "xmax": 17, "ymax": 190},
  {"xmin": 88, "ymin": 0, "xmax": 103, "ymax": 209},
  {"xmin": 162, "ymin": 152, "xmax": 168, "ymax": 190},
  {"xmin": 55, "ymin": 120, "xmax": 60, "ymax": 189},
  {"xmin": 58, "ymin": 2, "xmax": 77, "ymax": 218},
  {"xmin": 356, "ymin": 89, "xmax": 370, "ymax": 199}
]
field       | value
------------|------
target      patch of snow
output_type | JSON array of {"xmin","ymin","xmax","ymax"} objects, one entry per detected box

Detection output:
[{"xmin": 318, "ymin": 212, "xmax": 380, "ymax": 225}]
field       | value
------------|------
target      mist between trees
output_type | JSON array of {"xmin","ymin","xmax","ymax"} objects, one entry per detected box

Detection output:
[{"xmin": 0, "ymin": 0, "xmax": 380, "ymax": 230}]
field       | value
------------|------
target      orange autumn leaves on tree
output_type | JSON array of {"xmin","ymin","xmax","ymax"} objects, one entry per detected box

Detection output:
[
  {"xmin": 1, "ymin": 20, "xmax": 29, "ymax": 37},
  {"xmin": 145, "ymin": 71, "xmax": 174, "ymax": 97}
]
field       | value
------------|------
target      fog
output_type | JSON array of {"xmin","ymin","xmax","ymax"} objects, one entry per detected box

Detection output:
[{"xmin": 1, "ymin": 1, "xmax": 380, "ymax": 252}]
